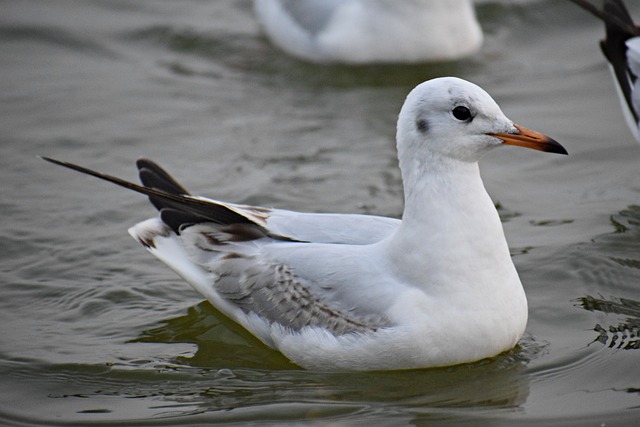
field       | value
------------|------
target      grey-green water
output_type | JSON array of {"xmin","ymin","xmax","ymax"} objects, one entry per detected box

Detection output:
[{"xmin": 2, "ymin": 0, "xmax": 640, "ymax": 425}]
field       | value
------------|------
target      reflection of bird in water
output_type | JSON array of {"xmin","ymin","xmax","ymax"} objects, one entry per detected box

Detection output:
[
  {"xmin": 43, "ymin": 77, "xmax": 567, "ymax": 371},
  {"xmin": 253, "ymin": 0, "xmax": 483, "ymax": 63},
  {"xmin": 577, "ymin": 205, "xmax": 640, "ymax": 351},
  {"xmin": 134, "ymin": 301, "xmax": 295, "ymax": 369},
  {"xmin": 136, "ymin": 305, "xmax": 532, "ymax": 409},
  {"xmin": 572, "ymin": 0, "xmax": 640, "ymax": 142},
  {"xmin": 579, "ymin": 295, "xmax": 640, "ymax": 350}
]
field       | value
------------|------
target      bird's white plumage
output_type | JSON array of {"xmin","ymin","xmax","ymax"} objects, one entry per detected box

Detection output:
[
  {"xmin": 121, "ymin": 77, "xmax": 566, "ymax": 371},
  {"xmin": 253, "ymin": 0, "xmax": 483, "ymax": 63}
]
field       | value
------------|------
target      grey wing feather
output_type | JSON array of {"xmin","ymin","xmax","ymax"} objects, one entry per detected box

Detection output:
[
  {"xmin": 212, "ymin": 252, "xmax": 389, "ymax": 335},
  {"xmin": 182, "ymin": 225, "xmax": 390, "ymax": 335}
]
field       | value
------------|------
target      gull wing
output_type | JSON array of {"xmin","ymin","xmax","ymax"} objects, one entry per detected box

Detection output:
[{"xmin": 43, "ymin": 157, "xmax": 395, "ymax": 344}]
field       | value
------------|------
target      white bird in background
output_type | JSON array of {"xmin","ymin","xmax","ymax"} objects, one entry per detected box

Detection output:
[
  {"xmin": 572, "ymin": 0, "xmax": 640, "ymax": 142},
  {"xmin": 44, "ymin": 77, "xmax": 567, "ymax": 371},
  {"xmin": 253, "ymin": 0, "xmax": 483, "ymax": 63}
]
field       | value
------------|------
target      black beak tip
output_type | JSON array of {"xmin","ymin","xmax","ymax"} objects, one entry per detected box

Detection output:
[{"xmin": 548, "ymin": 138, "xmax": 569, "ymax": 155}]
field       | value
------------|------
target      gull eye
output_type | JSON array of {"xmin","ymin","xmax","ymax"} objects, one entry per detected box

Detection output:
[{"xmin": 452, "ymin": 106, "xmax": 472, "ymax": 122}]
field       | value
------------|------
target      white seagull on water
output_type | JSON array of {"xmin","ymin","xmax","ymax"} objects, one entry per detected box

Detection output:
[
  {"xmin": 572, "ymin": 0, "xmax": 640, "ymax": 142},
  {"xmin": 253, "ymin": 0, "xmax": 483, "ymax": 63},
  {"xmin": 44, "ymin": 77, "xmax": 567, "ymax": 371}
]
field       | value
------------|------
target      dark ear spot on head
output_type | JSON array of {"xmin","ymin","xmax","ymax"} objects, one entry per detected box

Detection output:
[{"xmin": 416, "ymin": 118, "xmax": 429, "ymax": 133}]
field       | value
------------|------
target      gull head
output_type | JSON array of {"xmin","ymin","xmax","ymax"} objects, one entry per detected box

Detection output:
[{"xmin": 396, "ymin": 77, "xmax": 567, "ymax": 165}]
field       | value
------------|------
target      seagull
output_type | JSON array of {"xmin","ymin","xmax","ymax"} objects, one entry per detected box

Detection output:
[
  {"xmin": 571, "ymin": 0, "xmax": 640, "ymax": 142},
  {"xmin": 253, "ymin": 0, "xmax": 483, "ymax": 63},
  {"xmin": 43, "ymin": 77, "xmax": 567, "ymax": 371}
]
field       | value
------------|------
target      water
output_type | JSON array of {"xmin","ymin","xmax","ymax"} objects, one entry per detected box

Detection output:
[{"xmin": 2, "ymin": 0, "xmax": 640, "ymax": 424}]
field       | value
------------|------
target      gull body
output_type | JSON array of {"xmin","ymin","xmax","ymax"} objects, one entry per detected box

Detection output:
[
  {"xmin": 253, "ymin": 0, "xmax": 483, "ymax": 63},
  {"xmin": 572, "ymin": 0, "xmax": 640, "ymax": 142},
  {"xmin": 44, "ymin": 77, "xmax": 567, "ymax": 371}
]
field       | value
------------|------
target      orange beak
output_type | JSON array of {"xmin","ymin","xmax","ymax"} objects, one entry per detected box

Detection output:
[{"xmin": 488, "ymin": 124, "xmax": 567, "ymax": 155}]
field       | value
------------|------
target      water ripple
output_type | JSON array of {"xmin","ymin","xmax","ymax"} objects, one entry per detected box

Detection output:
[{"xmin": 0, "ymin": 25, "xmax": 120, "ymax": 58}]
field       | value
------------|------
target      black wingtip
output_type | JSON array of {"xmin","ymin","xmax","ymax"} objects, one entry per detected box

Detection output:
[
  {"xmin": 41, "ymin": 155, "xmax": 164, "ymax": 198},
  {"xmin": 41, "ymin": 156, "xmax": 264, "ymax": 231},
  {"xmin": 136, "ymin": 158, "xmax": 191, "ymax": 196},
  {"xmin": 40, "ymin": 156, "xmax": 65, "ymax": 167},
  {"xmin": 41, "ymin": 156, "xmax": 103, "ymax": 176}
]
